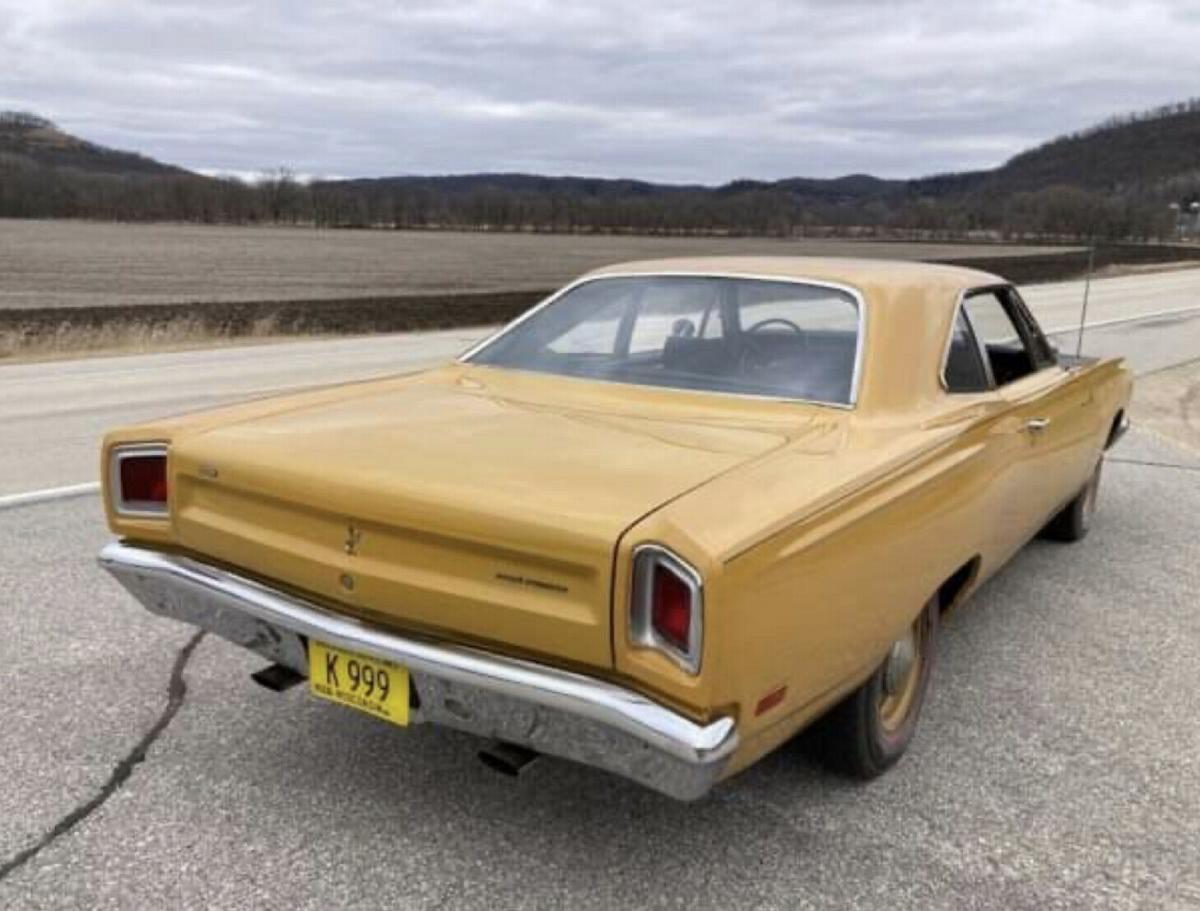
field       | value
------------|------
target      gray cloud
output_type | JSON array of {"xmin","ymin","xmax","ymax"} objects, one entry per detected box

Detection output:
[{"xmin": 1, "ymin": 0, "xmax": 1198, "ymax": 183}]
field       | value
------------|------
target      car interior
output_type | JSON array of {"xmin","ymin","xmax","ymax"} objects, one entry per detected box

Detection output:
[
  {"xmin": 656, "ymin": 321, "xmax": 857, "ymax": 403},
  {"xmin": 470, "ymin": 277, "xmax": 863, "ymax": 404},
  {"xmin": 982, "ymin": 341, "xmax": 1037, "ymax": 385}
]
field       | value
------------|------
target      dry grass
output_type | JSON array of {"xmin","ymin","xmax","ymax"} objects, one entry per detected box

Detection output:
[
  {"xmin": 0, "ymin": 322, "xmax": 346, "ymax": 364},
  {"xmin": 0, "ymin": 314, "xmax": 281, "ymax": 361},
  {"xmin": 0, "ymin": 287, "xmax": 544, "ymax": 361}
]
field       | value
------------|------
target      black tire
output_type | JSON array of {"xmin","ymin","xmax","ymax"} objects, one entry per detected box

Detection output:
[
  {"xmin": 1040, "ymin": 459, "xmax": 1102, "ymax": 543},
  {"xmin": 811, "ymin": 596, "xmax": 939, "ymax": 779}
]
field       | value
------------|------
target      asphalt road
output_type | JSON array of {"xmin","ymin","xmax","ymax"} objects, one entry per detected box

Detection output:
[
  {"xmin": 1, "ymin": 268, "xmax": 1199, "ymax": 909},
  {"xmin": 1, "ymin": 430, "xmax": 1197, "ymax": 909},
  {"xmin": 0, "ymin": 328, "xmax": 483, "ymax": 496},
  {"xmin": 2, "ymin": 266, "xmax": 1200, "ymax": 496}
]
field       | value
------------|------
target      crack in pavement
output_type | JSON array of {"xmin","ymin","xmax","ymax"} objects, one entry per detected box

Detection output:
[
  {"xmin": 1108, "ymin": 456, "xmax": 1200, "ymax": 472},
  {"xmin": 0, "ymin": 631, "xmax": 205, "ymax": 883}
]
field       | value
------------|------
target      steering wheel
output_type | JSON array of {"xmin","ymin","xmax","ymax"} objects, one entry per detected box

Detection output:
[
  {"xmin": 739, "ymin": 317, "xmax": 807, "ymax": 372},
  {"xmin": 746, "ymin": 317, "xmax": 804, "ymax": 336}
]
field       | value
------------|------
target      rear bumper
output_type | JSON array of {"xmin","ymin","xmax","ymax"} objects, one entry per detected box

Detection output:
[{"xmin": 98, "ymin": 542, "xmax": 738, "ymax": 800}]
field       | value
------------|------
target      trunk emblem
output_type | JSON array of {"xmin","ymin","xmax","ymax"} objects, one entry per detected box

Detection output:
[{"xmin": 344, "ymin": 522, "xmax": 362, "ymax": 556}]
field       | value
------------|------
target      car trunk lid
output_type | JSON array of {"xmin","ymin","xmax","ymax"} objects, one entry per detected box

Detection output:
[{"xmin": 168, "ymin": 368, "xmax": 800, "ymax": 668}]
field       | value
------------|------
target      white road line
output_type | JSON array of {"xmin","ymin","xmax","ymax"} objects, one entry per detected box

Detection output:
[
  {"xmin": 0, "ymin": 481, "xmax": 100, "ymax": 511},
  {"xmin": 1040, "ymin": 303, "xmax": 1200, "ymax": 336}
]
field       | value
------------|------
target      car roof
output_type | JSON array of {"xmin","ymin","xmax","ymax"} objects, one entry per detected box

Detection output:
[
  {"xmin": 584, "ymin": 255, "xmax": 1006, "ymax": 297},
  {"xmin": 583, "ymin": 256, "xmax": 1013, "ymax": 413}
]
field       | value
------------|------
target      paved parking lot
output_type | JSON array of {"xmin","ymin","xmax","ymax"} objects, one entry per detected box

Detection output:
[{"xmin": 2, "ymin": 426, "xmax": 1197, "ymax": 910}]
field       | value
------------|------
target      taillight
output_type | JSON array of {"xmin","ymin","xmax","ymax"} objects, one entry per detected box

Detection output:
[
  {"xmin": 111, "ymin": 444, "xmax": 168, "ymax": 516},
  {"xmin": 651, "ymin": 567, "xmax": 692, "ymax": 651},
  {"xmin": 630, "ymin": 545, "xmax": 703, "ymax": 674}
]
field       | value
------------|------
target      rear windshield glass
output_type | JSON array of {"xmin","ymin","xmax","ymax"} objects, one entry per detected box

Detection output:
[{"xmin": 466, "ymin": 276, "xmax": 862, "ymax": 405}]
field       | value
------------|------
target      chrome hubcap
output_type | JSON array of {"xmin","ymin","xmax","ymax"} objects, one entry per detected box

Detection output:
[{"xmin": 883, "ymin": 632, "xmax": 917, "ymax": 697}]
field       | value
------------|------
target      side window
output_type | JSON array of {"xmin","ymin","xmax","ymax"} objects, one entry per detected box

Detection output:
[
  {"xmin": 943, "ymin": 307, "xmax": 990, "ymax": 392},
  {"xmin": 1007, "ymin": 289, "xmax": 1058, "ymax": 368},
  {"xmin": 962, "ymin": 290, "xmax": 1040, "ymax": 386}
]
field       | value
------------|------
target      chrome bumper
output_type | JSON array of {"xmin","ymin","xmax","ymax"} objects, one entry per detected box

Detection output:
[{"xmin": 98, "ymin": 542, "xmax": 737, "ymax": 800}]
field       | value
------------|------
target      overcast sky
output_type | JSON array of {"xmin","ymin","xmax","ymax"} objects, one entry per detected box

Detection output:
[{"xmin": 2, "ymin": 0, "xmax": 1199, "ymax": 184}]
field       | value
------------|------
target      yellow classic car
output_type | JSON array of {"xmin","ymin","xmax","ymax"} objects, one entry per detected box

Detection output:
[{"xmin": 99, "ymin": 257, "xmax": 1132, "ymax": 800}]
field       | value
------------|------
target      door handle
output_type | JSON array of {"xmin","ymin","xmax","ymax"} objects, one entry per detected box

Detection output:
[{"xmin": 1025, "ymin": 418, "xmax": 1051, "ymax": 433}]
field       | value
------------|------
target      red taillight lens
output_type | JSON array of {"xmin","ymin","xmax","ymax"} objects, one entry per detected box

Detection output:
[
  {"xmin": 631, "ymin": 547, "xmax": 702, "ymax": 673},
  {"xmin": 119, "ymin": 454, "xmax": 167, "ymax": 506},
  {"xmin": 651, "ymin": 565, "xmax": 692, "ymax": 652}
]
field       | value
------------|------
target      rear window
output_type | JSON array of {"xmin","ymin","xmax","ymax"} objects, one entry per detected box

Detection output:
[{"xmin": 466, "ymin": 276, "xmax": 862, "ymax": 405}]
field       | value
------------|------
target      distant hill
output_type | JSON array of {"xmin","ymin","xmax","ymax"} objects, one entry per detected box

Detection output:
[
  {"xmin": 319, "ymin": 101, "xmax": 1200, "ymax": 208},
  {"xmin": 909, "ymin": 100, "xmax": 1200, "ymax": 199},
  {"xmin": 6, "ymin": 101, "xmax": 1197, "ymax": 203},
  {"xmin": 0, "ymin": 112, "xmax": 188, "ymax": 176},
  {"xmin": 317, "ymin": 170, "xmax": 907, "ymax": 207},
  {"xmin": 2, "ymin": 100, "xmax": 1198, "ymax": 239},
  {"xmin": 326, "ymin": 172, "xmax": 704, "ymax": 199},
  {"xmin": 990, "ymin": 103, "xmax": 1200, "ymax": 193}
]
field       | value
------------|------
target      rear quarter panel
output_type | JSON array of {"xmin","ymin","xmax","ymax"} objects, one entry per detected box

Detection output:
[
  {"xmin": 1049, "ymin": 356, "xmax": 1134, "ymax": 510},
  {"xmin": 1095, "ymin": 357, "xmax": 1134, "ymax": 439},
  {"xmin": 1059, "ymin": 355, "xmax": 1132, "ymax": 439},
  {"xmin": 615, "ymin": 414, "xmax": 1017, "ymax": 774},
  {"xmin": 615, "ymin": 356, "xmax": 1132, "ymax": 777},
  {"xmin": 711, "ymin": 428, "xmax": 1002, "ymax": 773}
]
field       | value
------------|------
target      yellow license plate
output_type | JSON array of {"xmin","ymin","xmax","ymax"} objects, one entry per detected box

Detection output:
[{"xmin": 308, "ymin": 640, "xmax": 409, "ymax": 726}]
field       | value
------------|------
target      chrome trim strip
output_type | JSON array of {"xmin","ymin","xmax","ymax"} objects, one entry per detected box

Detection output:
[
  {"xmin": 937, "ymin": 288, "xmax": 967, "ymax": 393},
  {"xmin": 108, "ymin": 443, "xmax": 169, "ymax": 518},
  {"xmin": 629, "ymin": 544, "xmax": 704, "ymax": 675},
  {"xmin": 98, "ymin": 542, "xmax": 738, "ymax": 797},
  {"xmin": 458, "ymin": 271, "xmax": 868, "ymax": 410}
]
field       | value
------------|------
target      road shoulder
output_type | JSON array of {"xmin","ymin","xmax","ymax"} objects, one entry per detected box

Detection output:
[{"xmin": 1131, "ymin": 358, "xmax": 1200, "ymax": 455}]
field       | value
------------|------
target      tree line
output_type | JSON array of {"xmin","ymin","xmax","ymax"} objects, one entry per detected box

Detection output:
[
  {"xmin": 1, "ymin": 153, "xmax": 1181, "ymax": 242},
  {"xmin": 4, "ymin": 93, "xmax": 1195, "ymax": 244}
]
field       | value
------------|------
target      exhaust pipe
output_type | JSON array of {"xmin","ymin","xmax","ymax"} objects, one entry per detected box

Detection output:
[
  {"xmin": 250, "ymin": 662, "xmax": 306, "ymax": 692},
  {"xmin": 478, "ymin": 740, "xmax": 540, "ymax": 777}
]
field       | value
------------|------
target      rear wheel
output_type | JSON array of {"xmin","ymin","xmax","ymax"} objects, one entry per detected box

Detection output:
[
  {"xmin": 1041, "ymin": 459, "xmax": 1102, "ymax": 543},
  {"xmin": 812, "ymin": 596, "xmax": 938, "ymax": 779}
]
